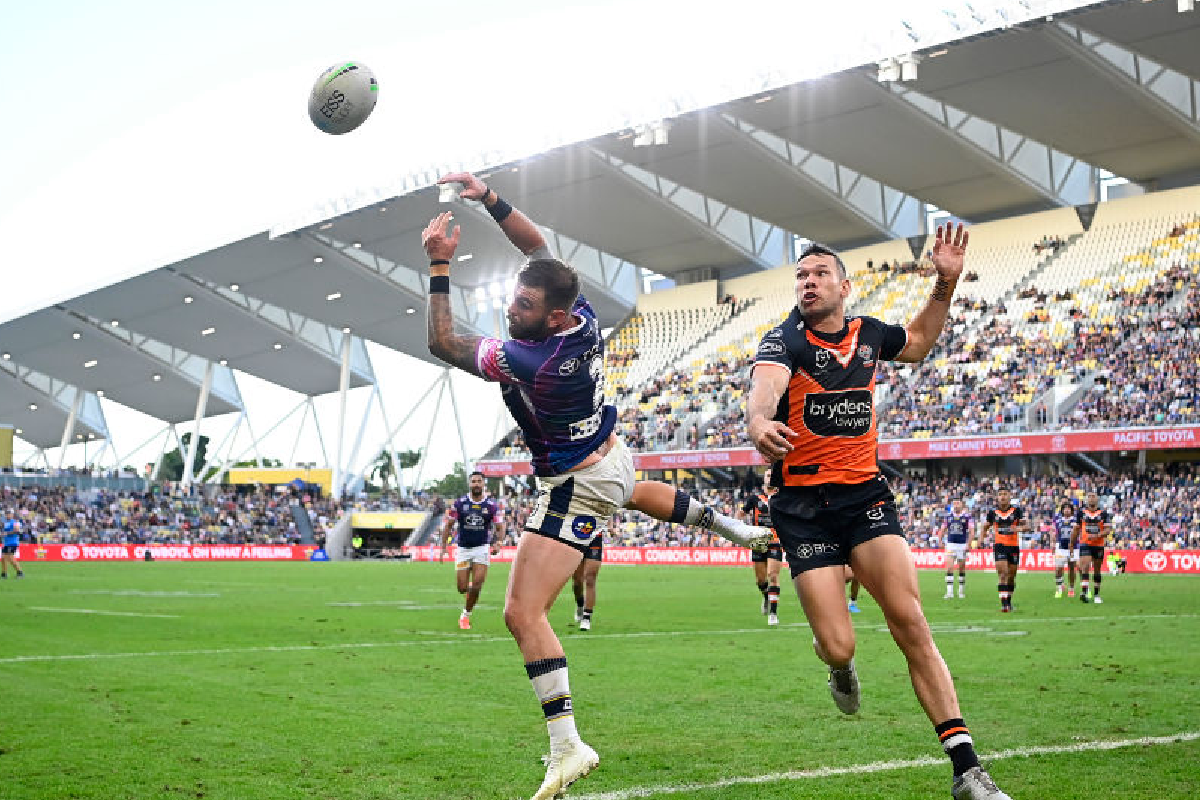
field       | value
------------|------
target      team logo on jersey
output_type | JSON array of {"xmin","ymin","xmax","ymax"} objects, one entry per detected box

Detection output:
[
  {"xmin": 571, "ymin": 515, "xmax": 597, "ymax": 539},
  {"xmin": 765, "ymin": 327, "xmax": 784, "ymax": 339},
  {"xmin": 757, "ymin": 340, "xmax": 785, "ymax": 357},
  {"xmin": 803, "ymin": 390, "xmax": 873, "ymax": 437},
  {"xmin": 558, "ymin": 357, "xmax": 581, "ymax": 376},
  {"xmin": 814, "ymin": 349, "xmax": 831, "ymax": 371},
  {"xmin": 857, "ymin": 344, "xmax": 873, "ymax": 361}
]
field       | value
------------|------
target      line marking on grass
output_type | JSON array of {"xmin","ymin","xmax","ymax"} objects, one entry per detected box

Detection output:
[
  {"xmin": 1, "ymin": 612, "xmax": 1194, "ymax": 664},
  {"xmin": 27, "ymin": 607, "xmax": 181, "ymax": 619},
  {"xmin": 70, "ymin": 590, "xmax": 219, "ymax": 597},
  {"xmin": 569, "ymin": 731, "xmax": 1200, "ymax": 800}
]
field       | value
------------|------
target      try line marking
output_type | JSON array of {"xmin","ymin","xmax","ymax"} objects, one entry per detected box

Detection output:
[
  {"xmin": 569, "ymin": 731, "xmax": 1200, "ymax": 800},
  {"xmin": 0, "ymin": 612, "xmax": 1193, "ymax": 664}
]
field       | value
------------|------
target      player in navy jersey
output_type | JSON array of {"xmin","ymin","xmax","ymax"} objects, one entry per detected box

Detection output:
[
  {"xmin": 439, "ymin": 471, "xmax": 503, "ymax": 630},
  {"xmin": 940, "ymin": 499, "xmax": 975, "ymax": 599},
  {"xmin": 1051, "ymin": 500, "xmax": 1078, "ymax": 598},
  {"xmin": 422, "ymin": 172, "xmax": 773, "ymax": 800}
]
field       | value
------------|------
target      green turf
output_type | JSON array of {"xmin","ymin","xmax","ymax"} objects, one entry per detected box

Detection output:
[{"xmin": 1, "ymin": 561, "xmax": 1197, "ymax": 799}]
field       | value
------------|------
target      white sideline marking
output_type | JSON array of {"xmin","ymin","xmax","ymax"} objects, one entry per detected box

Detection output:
[
  {"xmin": 28, "ymin": 607, "xmax": 180, "ymax": 619},
  {"xmin": 0, "ymin": 612, "xmax": 1192, "ymax": 664},
  {"xmin": 569, "ymin": 731, "xmax": 1200, "ymax": 800}
]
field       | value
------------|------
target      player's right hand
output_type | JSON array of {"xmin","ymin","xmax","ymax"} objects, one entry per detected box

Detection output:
[
  {"xmin": 422, "ymin": 211, "xmax": 460, "ymax": 262},
  {"xmin": 748, "ymin": 418, "xmax": 796, "ymax": 462},
  {"xmin": 438, "ymin": 172, "xmax": 488, "ymax": 202}
]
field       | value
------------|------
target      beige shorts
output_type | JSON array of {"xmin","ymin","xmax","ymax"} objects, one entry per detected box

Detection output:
[
  {"xmin": 454, "ymin": 544, "xmax": 491, "ymax": 569},
  {"xmin": 525, "ymin": 438, "xmax": 635, "ymax": 550}
]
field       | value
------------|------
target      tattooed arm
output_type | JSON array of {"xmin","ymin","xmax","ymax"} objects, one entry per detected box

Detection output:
[
  {"xmin": 896, "ymin": 222, "xmax": 969, "ymax": 364},
  {"xmin": 422, "ymin": 211, "xmax": 484, "ymax": 377}
]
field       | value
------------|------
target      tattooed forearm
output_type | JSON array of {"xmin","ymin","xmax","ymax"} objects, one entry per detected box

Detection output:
[
  {"xmin": 931, "ymin": 276, "xmax": 955, "ymax": 302},
  {"xmin": 427, "ymin": 292, "xmax": 482, "ymax": 375}
]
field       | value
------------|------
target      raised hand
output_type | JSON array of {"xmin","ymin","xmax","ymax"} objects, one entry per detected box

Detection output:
[
  {"xmin": 422, "ymin": 211, "xmax": 460, "ymax": 262},
  {"xmin": 931, "ymin": 222, "xmax": 969, "ymax": 280},
  {"xmin": 438, "ymin": 172, "xmax": 489, "ymax": 202}
]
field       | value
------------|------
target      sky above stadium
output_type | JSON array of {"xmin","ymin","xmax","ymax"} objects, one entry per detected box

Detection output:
[{"xmin": 1, "ymin": 0, "xmax": 1098, "ymax": 483}]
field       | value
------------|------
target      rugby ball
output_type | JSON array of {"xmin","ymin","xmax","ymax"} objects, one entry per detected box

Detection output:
[{"xmin": 308, "ymin": 62, "xmax": 378, "ymax": 135}]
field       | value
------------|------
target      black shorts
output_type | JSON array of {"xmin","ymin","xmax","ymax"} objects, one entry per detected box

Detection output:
[
  {"xmin": 993, "ymin": 544, "xmax": 1021, "ymax": 566},
  {"xmin": 1079, "ymin": 544, "xmax": 1105, "ymax": 562},
  {"xmin": 1, "ymin": 544, "xmax": 18, "ymax": 554},
  {"xmin": 582, "ymin": 536, "xmax": 603, "ymax": 562},
  {"xmin": 751, "ymin": 542, "xmax": 784, "ymax": 564},
  {"xmin": 770, "ymin": 475, "xmax": 902, "ymax": 578}
]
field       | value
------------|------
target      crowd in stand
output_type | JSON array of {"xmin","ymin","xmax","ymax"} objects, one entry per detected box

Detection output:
[{"xmin": 0, "ymin": 484, "xmax": 345, "ymax": 546}]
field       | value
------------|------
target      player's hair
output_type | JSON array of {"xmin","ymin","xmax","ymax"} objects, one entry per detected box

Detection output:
[
  {"xmin": 469, "ymin": 470, "xmax": 485, "ymax": 479},
  {"xmin": 797, "ymin": 242, "xmax": 848, "ymax": 279},
  {"xmin": 518, "ymin": 258, "xmax": 580, "ymax": 313}
]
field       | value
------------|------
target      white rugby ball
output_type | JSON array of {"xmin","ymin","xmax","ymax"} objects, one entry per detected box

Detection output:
[{"xmin": 308, "ymin": 61, "xmax": 378, "ymax": 135}]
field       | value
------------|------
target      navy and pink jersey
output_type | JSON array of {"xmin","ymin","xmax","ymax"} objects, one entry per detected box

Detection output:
[
  {"xmin": 943, "ymin": 511, "xmax": 973, "ymax": 544},
  {"xmin": 448, "ymin": 494, "xmax": 501, "ymax": 549},
  {"xmin": 1053, "ymin": 512, "xmax": 1075, "ymax": 549},
  {"xmin": 475, "ymin": 296, "xmax": 617, "ymax": 477}
]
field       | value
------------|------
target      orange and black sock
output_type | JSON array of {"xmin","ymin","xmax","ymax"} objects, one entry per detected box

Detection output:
[{"xmin": 935, "ymin": 718, "xmax": 980, "ymax": 777}]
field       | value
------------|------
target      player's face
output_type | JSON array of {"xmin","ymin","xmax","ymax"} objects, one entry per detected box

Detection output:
[
  {"xmin": 468, "ymin": 475, "xmax": 485, "ymax": 497},
  {"xmin": 1061, "ymin": 502, "xmax": 1074, "ymax": 516},
  {"xmin": 951, "ymin": 499, "xmax": 963, "ymax": 513},
  {"xmin": 998, "ymin": 490, "xmax": 1011, "ymax": 507},
  {"xmin": 794, "ymin": 254, "xmax": 850, "ymax": 319},
  {"xmin": 506, "ymin": 282, "xmax": 557, "ymax": 341},
  {"xmin": 1086, "ymin": 492, "xmax": 1098, "ymax": 508}
]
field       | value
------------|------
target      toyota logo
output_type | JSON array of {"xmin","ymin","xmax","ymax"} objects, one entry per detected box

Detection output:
[
  {"xmin": 1143, "ymin": 551, "xmax": 1167, "ymax": 572},
  {"xmin": 61, "ymin": 545, "xmax": 81, "ymax": 561},
  {"xmin": 1051, "ymin": 435, "xmax": 1067, "ymax": 450}
]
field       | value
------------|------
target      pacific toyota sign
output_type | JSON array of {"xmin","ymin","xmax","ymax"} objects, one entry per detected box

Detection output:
[{"xmin": 60, "ymin": 545, "xmax": 81, "ymax": 561}]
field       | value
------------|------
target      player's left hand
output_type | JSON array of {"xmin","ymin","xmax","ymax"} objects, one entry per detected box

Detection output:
[
  {"xmin": 438, "ymin": 172, "xmax": 488, "ymax": 202},
  {"xmin": 422, "ymin": 211, "xmax": 460, "ymax": 263},
  {"xmin": 490, "ymin": 544, "xmax": 500, "ymax": 556},
  {"xmin": 931, "ymin": 222, "xmax": 969, "ymax": 280}
]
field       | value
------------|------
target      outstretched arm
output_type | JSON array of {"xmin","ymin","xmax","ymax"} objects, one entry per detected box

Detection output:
[
  {"xmin": 439, "ymin": 172, "xmax": 548, "ymax": 256},
  {"xmin": 896, "ymin": 223, "xmax": 969, "ymax": 363},
  {"xmin": 422, "ymin": 211, "xmax": 483, "ymax": 376}
]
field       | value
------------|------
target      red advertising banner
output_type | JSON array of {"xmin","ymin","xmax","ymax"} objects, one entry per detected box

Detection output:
[
  {"xmin": 410, "ymin": 546, "xmax": 1200, "ymax": 573},
  {"xmin": 475, "ymin": 426, "xmax": 1200, "ymax": 475},
  {"xmin": 17, "ymin": 544, "xmax": 314, "ymax": 562}
]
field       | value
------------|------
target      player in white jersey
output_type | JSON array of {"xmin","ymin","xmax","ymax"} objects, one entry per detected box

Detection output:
[{"xmin": 940, "ymin": 499, "xmax": 975, "ymax": 599}]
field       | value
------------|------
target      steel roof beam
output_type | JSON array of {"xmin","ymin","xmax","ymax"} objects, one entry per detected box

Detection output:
[
  {"xmin": 718, "ymin": 111, "xmax": 925, "ymax": 240},
  {"xmin": 587, "ymin": 148, "xmax": 790, "ymax": 270},
  {"xmin": 866, "ymin": 74, "xmax": 1099, "ymax": 208},
  {"xmin": 1046, "ymin": 21, "xmax": 1200, "ymax": 148}
]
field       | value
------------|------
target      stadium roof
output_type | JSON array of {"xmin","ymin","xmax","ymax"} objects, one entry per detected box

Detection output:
[{"xmin": 3, "ymin": 0, "xmax": 1198, "ymax": 442}]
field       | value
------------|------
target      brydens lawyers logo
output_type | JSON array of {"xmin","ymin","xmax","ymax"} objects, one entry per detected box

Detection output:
[
  {"xmin": 571, "ymin": 516, "xmax": 597, "ymax": 539},
  {"xmin": 61, "ymin": 545, "xmax": 81, "ymax": 561},
  {"xmin": 1143, "ymin": 551, "xmax": 1168, "ymax": 572}
]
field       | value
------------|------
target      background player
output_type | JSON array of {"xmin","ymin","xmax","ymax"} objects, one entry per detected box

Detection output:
[
  {"xmin": 740, "ymin": 470, "xmax": 784, "ymax": 625},
  {"xmin": 941, "ymin": 498, "xmax": 975, "ymax": 599},
  {"xmin": 1051, "ymin": 499, "xmax": 1079, "ymax": 598},
  {"xmin": 439, "ymin": 471, "xmax": 503, "ymax": 630},
  {"xmin": 1071, "ymin": 491, "xmax": 1111, "ymax": 604},
  {"xmin": 2, "ymin": 512, "xmax": 23, "ymax": 579},
  {"xmin": 986, "ymin": 488, "xmax": 1026, "ymax": 613},
  {"xmin": 571, "ymin": 532, "xmax": 602, "ymax": 631}
]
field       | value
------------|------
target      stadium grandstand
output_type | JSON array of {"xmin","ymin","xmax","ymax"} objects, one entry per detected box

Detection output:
[{"xmin": 4, "ymin": 0, "xmax": 1200, "ymax": 568}]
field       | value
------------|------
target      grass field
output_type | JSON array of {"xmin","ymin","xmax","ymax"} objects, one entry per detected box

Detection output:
[{"xmin": 1, "ymin": 560, "xmax": 1197, "ymax": 800}]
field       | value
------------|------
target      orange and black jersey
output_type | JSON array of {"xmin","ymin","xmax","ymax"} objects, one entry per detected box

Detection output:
[
  {"xmin": 1076, "ymin": 507, "xmax": 1111, "ymax": 547},
  {"xmin": 754, "ymin": 310, "xmax": 907, "ymax": 488},
  {"xmin": 987, "ymin": 506, "xmax": 1025, "ymax": 547},
  {"xmin": 741, "ymin": 492, "xmax": 780, "ymax": 543}
]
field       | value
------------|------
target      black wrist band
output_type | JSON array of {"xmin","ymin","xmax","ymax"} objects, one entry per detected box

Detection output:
[
  {"xmin": 479, "ymin": 186, "xmax": 491, "ymax": 204},
  {"xmin": 487, "ymin": 196, "xmax": 513, "ymax": 223},
  {"xmin": 429, "ymin": 275, "xmax": 450, "ymax": 294},
  {"xmin": 429, "ymin": 259, "xmax": 450, "ymax": 266}
]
